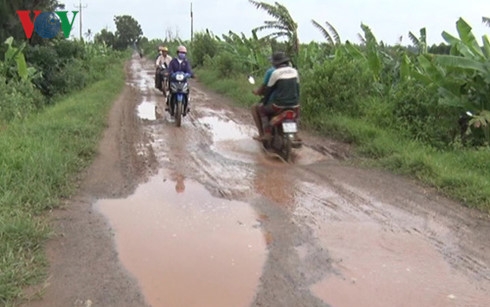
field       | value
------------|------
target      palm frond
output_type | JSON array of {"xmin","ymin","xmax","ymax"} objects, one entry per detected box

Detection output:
[
  {"xmin": 408, "ymin": 31, "xmax": 420, "ymax": 47},
  {"xmin": 275, "ymin": 2, "xmax": 297, "ymax": 31},
  {"xmin": 264, "ymin": 31, "xmax": 290, "ymax": 40},
  {"xmin": 249, "ymin": 0, "xmax": 299, "ymax": 56},
  {"xmin": 483, "ymin": 16, "xmax": 490, "ymax": 27},
  {"xmin": 249, "ymin": 0, "xmax": 282, "ymax": 21},
  {"xmin": 311, "ymin": 19, "xmax": 334, "ymax": 45},
  {"xmin": 397, "ymin": 35, "xmax": 403, "ymax": 45},
  {"xmin": 360, "ymin": 23, "xmax": 377, "ymax": 45},
  {"xmin": 357, "ymin": 33, "xmax": 366, "ymax": 44},
  {"xmin": 325, "ymin": 21, "xmax": 341, "ymax": 44}
]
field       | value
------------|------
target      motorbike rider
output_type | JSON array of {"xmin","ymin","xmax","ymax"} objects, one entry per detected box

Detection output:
[
  {"xmin": 252, "ymin": 51, "xmax": 300, "ymax": 142},
  {"xmin": 166, "ymin": 45, "xmax": 194, "ymax": 113},
  {"xmin": 155, "ymin": 46, "xmax": 172, "ymax": 93}
]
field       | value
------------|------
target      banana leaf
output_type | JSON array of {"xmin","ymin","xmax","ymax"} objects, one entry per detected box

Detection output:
[
  {"xmin": 455, "ymin": 18, "xmax": 484, "ymax": 59},
  {"xmin": 434, "ymin": 55, "xmax": 489, "ymax": 74},
  {"xmin": 483, "ymin": 35, "xmax": 490, "ymax": 59}
]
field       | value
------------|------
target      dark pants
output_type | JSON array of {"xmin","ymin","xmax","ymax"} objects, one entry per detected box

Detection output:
[
  {"xmin": 155, "ymin": 69, "xmax": 161, "ymax": 89},
  {"xmin": 251, "ymin": 103, "xmax": 276, "ymax": 136}
]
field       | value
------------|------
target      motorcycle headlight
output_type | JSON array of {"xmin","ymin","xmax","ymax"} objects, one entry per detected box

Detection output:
[{"xmin": 175, "ymin": 73, "xmax": 184, "ymax": 81}]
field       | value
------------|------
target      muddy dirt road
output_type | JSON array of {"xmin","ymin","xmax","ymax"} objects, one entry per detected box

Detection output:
[{"xmin": 24, "ymin": 54, "xmax": 490, "ymax": 307}]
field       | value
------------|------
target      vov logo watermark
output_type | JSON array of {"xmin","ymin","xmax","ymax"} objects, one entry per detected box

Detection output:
[{"xmin": 16, "ymin": 11, "xmax": 79, "ymax": 39}]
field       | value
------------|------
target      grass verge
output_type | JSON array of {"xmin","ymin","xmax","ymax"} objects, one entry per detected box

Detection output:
[
  {"xmin": 0, "ymin": 61, "xmax": 126, "ymax": 305},
  {"xmin": 195, "ymin": 67, "xmax": 490, "ymax": 213}
]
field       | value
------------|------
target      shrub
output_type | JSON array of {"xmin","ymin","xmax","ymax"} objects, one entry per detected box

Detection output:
[{"xmin": 0, "ymin": 77, "xmax": 45, "ymax": 123}]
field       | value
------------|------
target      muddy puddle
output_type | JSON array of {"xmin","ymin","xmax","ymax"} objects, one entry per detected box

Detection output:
[
  {"xmin": 191, "ymin": 108, "xmax": 330, "ymax": 166},
  {"xmin": 310, "ymin": 221, "xmax": 490, "ymax": 307},
  {"xmin": 292, "ymin": 181, "xmax": 490, "ymax": 307},
  {"xmin": 137, "ymin": 97, "xmax": 157, "ymax": 121},
  {"xmin": 95, "ymin": 173, "xmax": 267, "ymax": 307}
]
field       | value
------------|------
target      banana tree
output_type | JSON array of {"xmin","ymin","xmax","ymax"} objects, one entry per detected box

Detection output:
[
  {"xmin": 415, "ymin": 18, "xmax": 490, "ymax": 144},
  {"xmin": 408, "ymin": 28, "xmax": 428, "ymax": 54},
  {"xmin": 248, "ymin": 0, "xmax": 299, "ymax": 64},
  {"xmin": 220, "ymin": 30, "xmax": 271, "ymax": 75},
  {"xmin": 311, "ymin": 19, "xmax": 341, "ymax": 46},
  {"xmin": 2, "ymin": 36, "xmax": 37, "ymax": 81}
]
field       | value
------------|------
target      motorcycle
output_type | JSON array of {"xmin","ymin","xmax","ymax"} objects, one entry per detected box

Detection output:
[
  {"xmin": 248, "ymin": 76, "xmax": 302, "ymax": 163},
  {"xmin": 167, "ymin": 71, "xmax": 191, "ymax": 127}
]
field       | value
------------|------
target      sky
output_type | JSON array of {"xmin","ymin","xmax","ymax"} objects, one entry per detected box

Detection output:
[{"xmin": 68, "ymin": 0, "xmax": 490, "ymax": 46}]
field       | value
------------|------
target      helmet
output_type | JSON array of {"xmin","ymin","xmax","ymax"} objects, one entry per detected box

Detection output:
[
  {"xmin": 270, "ymin": 51, "xmax": 290, "ymax": 66},
  {"xmin": 177, "ymin": 45, "xmax": 187, "ymax": 53},
  {"xmin": 161, "ymin": 46, "xmax": 168, "ymax": 52}
]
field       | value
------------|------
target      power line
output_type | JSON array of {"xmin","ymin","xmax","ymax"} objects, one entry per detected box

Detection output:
[{"xmin": 74, "ymin": 0, "xmax": 87, "ymax": 40}]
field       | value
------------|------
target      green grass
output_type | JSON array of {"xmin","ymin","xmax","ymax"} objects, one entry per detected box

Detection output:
[
  {"xmin": 0, "ymin": 62, "xmax": 126, "ymax": 305},
  {"xmin": 196, "ymin": 67, "xmax": 490, "ymax": 213},
  {"xmin": 196, "ymin": 69, "xmax": 257, "ymax": 107}
]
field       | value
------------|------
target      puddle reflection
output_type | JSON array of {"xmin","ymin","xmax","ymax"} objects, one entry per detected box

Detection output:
[
  {"xmin": 137, "ymin": 98, "xmax": 156, "ymax": 120},
  {"xmin": 95, "ymin": 173, "xmax": 267, "ymax": 307},
  {"xmin": 198, "ymin": 116, "xmax": 255, "ymax": 142}
]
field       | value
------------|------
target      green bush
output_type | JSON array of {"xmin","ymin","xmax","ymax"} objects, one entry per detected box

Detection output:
[
  {"xmin": 24, "ymin": 40, "xmax": 122, "ymax": 99},
  {"xmin": 391, "ymin": 79, "xmax": 456, "ymax": 147},
  {"xmin": 0, "ymin": 77, "xmax": 45, "ymax": 123},
  {"xmin": 301, "ymin": 57, "xmax": 372, "ymax": 119},
  {"xmin": 191, "ymin": 31, "xmax": 219, "ymax": 67}
]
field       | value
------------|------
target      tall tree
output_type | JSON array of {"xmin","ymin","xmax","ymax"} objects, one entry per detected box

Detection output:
[
  {"xmin": 94, "ymin": 28, "xmax": 115, "ymax": 48},
  {"xmin": 113, "ymin": 15, "xmax": 143, "ymax": 50},
  {"xmin": 248, "ymin": 1, "xmax": 299, "ymax": 59},
  {"xmin": 0, "ymin": 0, "xmax": 64, "ymax": 44}
]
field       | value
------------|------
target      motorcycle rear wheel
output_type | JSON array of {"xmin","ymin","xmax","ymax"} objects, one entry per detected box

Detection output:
[{"xmin": 281, "ymin": 136, "xmax": 292, "ymax": 163}]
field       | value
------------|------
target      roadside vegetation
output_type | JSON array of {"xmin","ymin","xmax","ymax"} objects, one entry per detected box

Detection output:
[
  {"xmin": 186, "ymin": 1, "xmax": 490, "ymax": 212},
  {"xmin": 0, "ymin": 38, "xmax": 127, "ymax": 304},
  {"xmin": 0, "ymin": 2, "xmax": 137, "ymax": 303}
]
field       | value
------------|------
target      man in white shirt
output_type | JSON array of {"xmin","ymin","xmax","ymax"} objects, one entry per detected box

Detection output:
[{"xmin": 155, "ymin": 46, "xmax": 172, "ymax": 93}]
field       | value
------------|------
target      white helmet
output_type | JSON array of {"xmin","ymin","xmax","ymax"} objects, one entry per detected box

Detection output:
[{"xmin": 177, "ymin": 45, "xmax": 187, "ymax": 53}]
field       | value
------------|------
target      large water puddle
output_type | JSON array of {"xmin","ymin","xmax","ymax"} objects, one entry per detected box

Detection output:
[
  {"xmin": 196, "ymin": 110, "xmax": 329, "ymax": 165},
  {"xmin": 95, "ymin": 173, "xmax": 267, "ymax": 307},
  {"xmin": 310, "ymin": 221, "xmax": 490, "ymax": 307}
]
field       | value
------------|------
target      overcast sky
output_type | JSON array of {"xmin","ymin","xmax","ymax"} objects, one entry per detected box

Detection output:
[{"xmin": 70, "ymin": 0, "xmax": 489, "ymax": 45}]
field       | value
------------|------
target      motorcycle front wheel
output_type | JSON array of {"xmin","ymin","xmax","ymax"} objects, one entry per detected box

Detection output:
[{"xmin": 175, "ymin": 100, "xmax": 182, "ymax": 127}]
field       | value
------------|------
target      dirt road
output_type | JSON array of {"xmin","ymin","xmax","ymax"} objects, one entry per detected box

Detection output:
[{"xmin": 23, "ymin": 54, "xmax": 490, "ymax": 307}]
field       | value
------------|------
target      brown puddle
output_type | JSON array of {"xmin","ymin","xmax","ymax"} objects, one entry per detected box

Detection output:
[
  {"xmin": 310, "ymin": 221, "xmax": 490, "ymax": 307},
  {"xmin": 196, "ymin": 111, "xmax": 329, "ymax": 166},
  {"xmin": 95, "ymin": 173, "xmax": 267, "ymax": 307}
]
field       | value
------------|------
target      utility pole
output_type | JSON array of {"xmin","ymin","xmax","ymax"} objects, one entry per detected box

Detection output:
[
  {"xmin": 74, "ymin": 0, "xmax": 87, "ymax": 40},
  {"xmin": 190, "ymin": 2, "xmax": 194, "ymax": 44}
]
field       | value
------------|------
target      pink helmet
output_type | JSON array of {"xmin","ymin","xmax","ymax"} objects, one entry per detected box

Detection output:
[{"xmin": 177, "ymin": 45, "xmax": 187, "ymax": 53}]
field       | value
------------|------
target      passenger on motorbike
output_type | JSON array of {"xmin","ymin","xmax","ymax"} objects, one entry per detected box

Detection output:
[
  {"xmin": 252, "ymin": 51, "xmax": 300, "ymax": 142},
  {"xmin": 166, "ymin": 45, "xmax": 194, "ymax": 111},
  {"xmin": 154, "ymin": 46, "xmax": 163, "ymax": 88},
  {"xmin": 251, "ymin": 64, "xmax": 275, "ymax": 138},
  {"xmin": 155, "ymin": 46, "xmax": 172, "ymax": 92}
]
